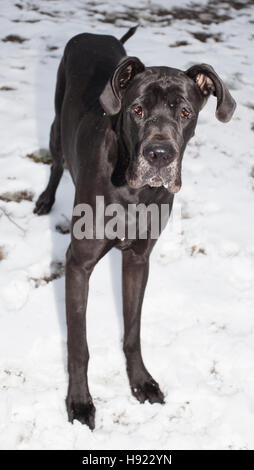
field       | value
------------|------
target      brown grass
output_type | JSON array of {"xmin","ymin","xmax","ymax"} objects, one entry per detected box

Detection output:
[
  {"xmin": 30, "ymin": 262, "xmax": 65, "ymax": 288},
  {"xmin": 0, "ymin": 86, "xmax": 16, "ymax": 91},
  {"xmin": 26, "ymin": 149, "xmax": 52, "ymax": 165},
  {"xmin": 0, "ymin": 247, "xmax": 6, "ymax": 261},
  {"xmin": 190, "ymin": 246, "xmax": 207, "ymax": 256},
  {"xmin": 2, "ymin": 34, "xmax": 28, "ymax": 43},
  {"xmin": 0, "ymin": 190, "xmax": 34, "ymax": 203}
]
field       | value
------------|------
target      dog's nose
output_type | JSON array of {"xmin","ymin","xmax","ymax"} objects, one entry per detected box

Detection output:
[{"xmin": 143, "ymin": 142, "xmax": 176, "ymax": 167}]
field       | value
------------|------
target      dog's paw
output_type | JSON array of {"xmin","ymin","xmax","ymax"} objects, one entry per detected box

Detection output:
[
  {"xmin": 33, "ymin": 191, "xmax": 54, "ymax": 215},
  {"xmin": 131, "ymin": 379, "xmax": 165, "ymax": 405},
  {"xmin": 66, "ymin": 399, "xmax": 96, "ymax": 430}
]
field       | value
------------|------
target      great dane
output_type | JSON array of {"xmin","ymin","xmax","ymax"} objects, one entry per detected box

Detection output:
[{"xmin": 34, "ymin": 27, "xmax": 236, "ymax": 429}]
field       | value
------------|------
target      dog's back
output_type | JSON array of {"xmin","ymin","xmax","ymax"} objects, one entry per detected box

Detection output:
[
  {"xmin": 62, "ymin": 33, "xmax": 126, "ymax": 110},
  {"xmin": 33, "ymin": 28, "xmax": 136, "ymax": 214}
]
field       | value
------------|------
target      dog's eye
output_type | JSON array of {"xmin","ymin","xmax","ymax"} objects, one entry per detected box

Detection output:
[
  {"xmin": 181, "ymin": 108, "xmax": 191, "ymax": 119},
  {"xmin": 134, "ymin": 105, "xmax": 143, "ymax": 117}
]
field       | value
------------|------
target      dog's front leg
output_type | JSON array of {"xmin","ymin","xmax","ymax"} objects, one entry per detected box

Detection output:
[
  {"xmin": 122, "ymin": 248, "xmax": 164, "ymax": 405},
  {"xmin": 65, "ymin": 243, "xmax": 95, "ymax": 430}
]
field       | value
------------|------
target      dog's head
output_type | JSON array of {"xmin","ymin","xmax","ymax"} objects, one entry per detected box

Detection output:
[{"xmin": 100, "ymin": 57, "xmax": 236, "ymax": 193}]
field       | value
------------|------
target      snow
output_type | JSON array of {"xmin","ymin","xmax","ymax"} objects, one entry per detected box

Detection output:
[{"xmin": 0, "ymin": 0, "xmax": 254, "ymax": 450}]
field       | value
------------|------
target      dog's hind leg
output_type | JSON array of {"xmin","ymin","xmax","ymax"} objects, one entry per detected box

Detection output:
[{"xmin": 34, "ymin": 59, "xmax": 65, "ymax": 215}]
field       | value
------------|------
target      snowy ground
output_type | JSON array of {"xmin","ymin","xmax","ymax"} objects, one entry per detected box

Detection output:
[{"xmin": 0, "ymin": 0, "xmax": 254, "ymax": 450}]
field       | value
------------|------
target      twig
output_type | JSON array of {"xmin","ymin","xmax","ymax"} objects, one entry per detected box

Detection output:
[{"xmin": 0, "ymin": 206, "xmax": 26, "ymax": 234}]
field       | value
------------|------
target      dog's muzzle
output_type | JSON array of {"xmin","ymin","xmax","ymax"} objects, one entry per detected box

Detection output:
[{"xmin": 126, "ymin": 140, "xmax": 182, "ymax": 193}]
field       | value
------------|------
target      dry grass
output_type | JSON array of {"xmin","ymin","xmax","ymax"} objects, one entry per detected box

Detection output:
[
  {"xmin": 2, "ymin": 34, "xmax": 28, "ymax": 43},
  {"xmin": 30, "ymin": 261, "xmax": 65, "ymax": 288},
  {"xmin": 0, "ymin": 247, "xmax": 6, "ymax": 261},
  {"xmin": 190, "ymin": 246, "xmax": 207, "ymax": 256},
  {"xmin": 0, "ymin": 86, "xmax": 16, "ymax": 91},
  {"xmin": 26, "ymin": 148, "xmax": 52, "ymax": 165},
  {"xmin": 0, "ymin": 190, "xmax": 34, "ymax": 203}
]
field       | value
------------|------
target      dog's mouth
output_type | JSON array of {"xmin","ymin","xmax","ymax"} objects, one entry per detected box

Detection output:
[
  {"xmin": 148, "ymin": 175, "xmax": 164, "ymax": 187},
  {"xmin": 147, "ymin": 175, "xmax": 181, "ymax": 193},
  {"xmin": 126, "ymin": 157, "xmax": 182, "ymax": 194}
]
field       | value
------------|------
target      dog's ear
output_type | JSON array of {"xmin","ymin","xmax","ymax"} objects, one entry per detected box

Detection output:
[
  {"xmin": 100, "ymin": 56, "xmax": 145, "ymax": 115},
  {"xmin": 185, "ymin": 63, "xmax": 236, "ymax": 122}
]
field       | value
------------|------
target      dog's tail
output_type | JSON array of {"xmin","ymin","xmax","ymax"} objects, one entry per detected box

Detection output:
[{"xmin": 120, "ymin": 25, "xmax": 139, "ymax": 44}]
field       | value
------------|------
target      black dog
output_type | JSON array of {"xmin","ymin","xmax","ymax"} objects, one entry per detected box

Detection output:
[{"xmin": 34, "ymin": 27, "xmax": 236, "ymax": 429}]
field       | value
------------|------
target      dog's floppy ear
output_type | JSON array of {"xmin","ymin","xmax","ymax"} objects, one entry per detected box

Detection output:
[
  {"xmin": 186, "ymin": 63, "xmax": 236, "ymax": 122},
  {"xmin": 100, "ymin": 56, "xmax": 145, "ymax": 115}
]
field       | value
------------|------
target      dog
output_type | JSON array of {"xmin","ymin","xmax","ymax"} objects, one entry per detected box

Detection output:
[{"xmin": 34, "ymin": 27, "xmax": 236, "ymax": 429}]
